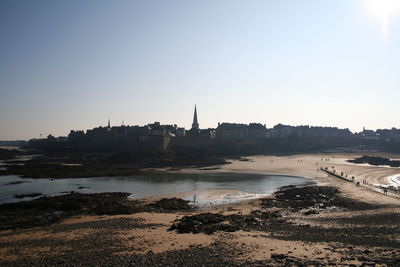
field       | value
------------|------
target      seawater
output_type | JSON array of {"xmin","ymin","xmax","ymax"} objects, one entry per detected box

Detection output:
[
  {"xmin": 0, "ymin": 173, "xmax": 313, "ymax": 204},
  {"xmin": 389, "ymin": 174, "xmax": 400, "ymax": 187}
]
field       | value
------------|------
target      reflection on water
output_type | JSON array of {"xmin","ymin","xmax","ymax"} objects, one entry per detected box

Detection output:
[{"xmin": 0, "ymin": 173, "xmax": 312, "ymax": 204}]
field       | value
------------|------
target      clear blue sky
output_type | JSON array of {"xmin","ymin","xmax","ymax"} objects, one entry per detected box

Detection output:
[{"xmin": 0, "ymin": 0, "xmax": 399, "ymax": 140}]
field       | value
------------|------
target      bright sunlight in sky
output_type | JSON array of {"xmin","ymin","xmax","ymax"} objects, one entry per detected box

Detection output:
[{"xmin": 367, "ymin": 0, "xmax": 400, "ymax": 42}]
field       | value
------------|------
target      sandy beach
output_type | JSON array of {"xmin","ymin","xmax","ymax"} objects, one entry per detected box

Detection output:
[
  {"xmin": 200, "ymin": 153, "xmax": 400, "ymax": 203},
  {"xmin": 1, "ymin": 153, "xmax": 400, "ymax": 266}
]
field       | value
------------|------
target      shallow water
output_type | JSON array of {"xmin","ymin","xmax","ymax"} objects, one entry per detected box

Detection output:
[
  {"xmin": 0, "ymin": 173, "xmax": 312, "ymax": 204},
  {"xmin": 389, "ymin": 174, "xmax": 400, "ymax": 187}
]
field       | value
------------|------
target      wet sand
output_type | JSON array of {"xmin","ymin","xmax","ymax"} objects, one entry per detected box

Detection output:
[{"xmin": 1, "ymin": 153, "xmax": 400, "ymax": 266}]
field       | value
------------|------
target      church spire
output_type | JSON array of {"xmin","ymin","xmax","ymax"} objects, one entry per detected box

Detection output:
[
  {"xmin": 192, "ymin": 105, "xmax": 199, "ymax": 130},
  {"xmin": 107, "ymin": 119, "xmax": 110, "ymax": 128}
]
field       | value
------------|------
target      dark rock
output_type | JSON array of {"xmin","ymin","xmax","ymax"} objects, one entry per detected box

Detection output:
[
  {"xmin": 146, "ymin": 198, "xmax": 192, "ymax": 212},
  {"xmin": 271, "ymin": 254, "xmax": 288, "ymax": 260},
  {"xmin": 348, "ymin": 156, "xmax": 400, "ymax": 168},
  {"xmin": 363, "ymin": 249, "xmax": 373, "ymax": 254},
  {"xmin": 4, "ymin": 180, "xmax": 30, "ymax": 185},
  {"xmin": 78, "ymin": 186, "xmax": 89, "ymax": 189},
  {"xmin": 169, "ymin": 210, "xmax": 282, "ymax": 234},
  {"xmin": 304, "ymin": 209, "xmax": 319, "ymax": 215},
  {"xmin": 93, "ymin": 202, "xmax": 134, "ymax": 215},
  {"xmin": 14, "ymin": 193, "xmax": 42, "ymax": 199},
  {"xmin": 261, "ymin": 186, "xmax": 338, "ymax": 211},
  {"xmin": 0, "ymin": 192, "xmax": 192, "ymax": 230},
  {"xmin": 261, "ymin": 185, "xmax": 377, "ymax": 211}
]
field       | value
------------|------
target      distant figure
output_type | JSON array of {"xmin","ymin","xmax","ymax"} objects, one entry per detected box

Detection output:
[
  {"xmin": 383, "ymin": 188, "xmax": 388, "ymax": 195},
  {"xmin": 193, "ymin": 194, "xmax": 197, "ymax": 204}
]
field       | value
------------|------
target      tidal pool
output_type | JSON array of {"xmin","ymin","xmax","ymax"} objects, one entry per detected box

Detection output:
[{"xmin": 0, "ymin": 172, "xmax": 313, "ymax": 204}]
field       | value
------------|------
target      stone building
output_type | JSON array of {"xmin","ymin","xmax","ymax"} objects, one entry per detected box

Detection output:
[
  {"xmin": 216, "ymin": 123, "xmax": 248, "ymax": 141},
  {"xmin": 66, "ymin": 120, "xmax": 172, "ymax": 152},
  {"xmin": 270, "ymin": 124, "xmax": 352, "ymax": 138},
  {"xmin": 376, "ymin": 128, "xmax": 400, "ymax": 141},
  {"xmin": 215, "ymin": 122, "xmax": 267, "ymax": 142}
]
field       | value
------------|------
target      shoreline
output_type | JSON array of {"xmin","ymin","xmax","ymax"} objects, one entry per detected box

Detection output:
[
  {"xmin": 184, "ymin": 153, "xmax": 400, "ymax": 199},
  {"xmin": 389, "ymin": 174, "xmax": 400, "ymax": 187}
]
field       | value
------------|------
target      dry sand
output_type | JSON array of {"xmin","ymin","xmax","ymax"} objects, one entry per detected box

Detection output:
[{"xmin": 174, "ymin": 153, "xmax": 400, "ymax": 205}]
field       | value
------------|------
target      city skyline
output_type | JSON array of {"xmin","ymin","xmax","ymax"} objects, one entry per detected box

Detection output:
[
  {"xmin": 1, "ymin": 0, "xmax": 400, "ymax": 140},
  {"xmin": 10, "ymin": 104, "xmax": 399, "ymax": 141}
]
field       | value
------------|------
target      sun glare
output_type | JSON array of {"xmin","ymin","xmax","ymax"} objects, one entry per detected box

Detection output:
[
  {"xmin": 368, "ymin": 0, "xmax": 400, "ymax": 17},
  {"xmin": 367, "ymin": 0, "xmax": 400, "ymax": 42}
]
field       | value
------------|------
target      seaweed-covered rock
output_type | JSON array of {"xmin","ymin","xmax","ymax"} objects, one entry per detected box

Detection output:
[
  {"xmin": 261, "ymin": 185, "xmax": 378, "ymax": 211},
  {"xmin": 147, "ymin": 198, "xmax": 192, "ymax": 212},
  {"xmin": 0, "ymin": 193, "xmax": 192, "ymax": 230},
  {"xmin": 261, "ymin": 186, "xmax": 339, "ymax": 211},
  {"xmin": 348, "ymin": 156, "xmax": 400, "ymax": 167},
  {"xmin": 93, "ymin": 202, "xmax": 134, "ymax": 215},
  {"xmin": 169, "ymin": 210, "xmax": 282, "ymax": 234}
]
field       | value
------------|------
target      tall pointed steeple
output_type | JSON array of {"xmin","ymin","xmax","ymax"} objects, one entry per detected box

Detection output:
[
  {"xmin": 107, "ymin": 119, "xmax": 110, "ymax": 128},
  {"xmin": 192, "ymin": 105, "xmax": 199, "ymax": 130}
]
